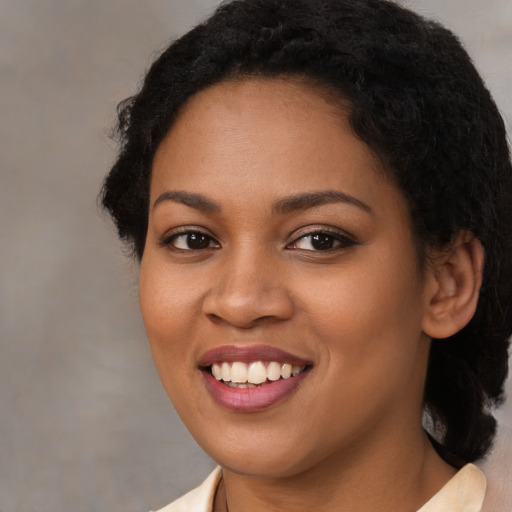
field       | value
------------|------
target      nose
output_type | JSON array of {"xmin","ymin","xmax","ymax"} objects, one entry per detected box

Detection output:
[{"xmin": 201, "ymin": 249, "xmax": 294, "ymax": 328}]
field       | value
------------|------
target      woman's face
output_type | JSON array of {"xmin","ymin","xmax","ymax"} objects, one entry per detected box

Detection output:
[{"xmin": 139, "ymin": 78, "xmax": 434, "ymax": 478}]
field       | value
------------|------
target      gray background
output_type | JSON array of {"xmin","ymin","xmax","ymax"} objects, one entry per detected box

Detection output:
[{"xmin": 0, "ymin": 1, "xmax": 510, "ymax": 511}]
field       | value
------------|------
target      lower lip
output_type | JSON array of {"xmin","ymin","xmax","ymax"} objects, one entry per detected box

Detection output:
[{"xmin": 202, "ymin": 369, "xmax": 310, "ymax": 412}]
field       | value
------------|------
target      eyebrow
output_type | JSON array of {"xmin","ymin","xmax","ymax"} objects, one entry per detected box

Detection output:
[
  {"xmin": 153, "ymin": 190, "xmax": 221, "ymax": 213},
  {"xmin": 272, "ymin": 190, "xmax": 372, "ymax": 215},
  {"xmin": 153, "ymin": 189, "xmax": 371, "ymax": 215}
]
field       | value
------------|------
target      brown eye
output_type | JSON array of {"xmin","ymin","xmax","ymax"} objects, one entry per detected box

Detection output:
[
  {"xmin": 185, "ymin": 232, "xmax": 210, "ymax": 249},
  {"xmin": 310, "ymin": 233, "xmax": 335, "ymax": 250},
  {"xmin": 166, "ymin": 231, "xmax": 219, "ymax": 250},
  {"xmin": 288, "ymin": 229, "xmax": 356, "ymax": 252}
]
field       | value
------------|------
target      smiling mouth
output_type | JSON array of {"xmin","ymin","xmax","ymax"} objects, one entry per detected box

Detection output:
[{"xmin": 205, "ymin": 361, "xmax": 309, "ymax": 388}]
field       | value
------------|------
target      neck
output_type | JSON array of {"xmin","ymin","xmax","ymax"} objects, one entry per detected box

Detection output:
[{"xmin": 215, "ymin": 428, "xmax": 456, "ymax": 512}]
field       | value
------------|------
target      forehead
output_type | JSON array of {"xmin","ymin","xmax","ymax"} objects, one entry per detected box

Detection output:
[
  {"xmin": 175, "ymin": 77, "xmax": 349, "ymax": 134},
  {"xmin": 153, "ymin": 79, "xmax": 380, "ymax": 184},
  {"xmin": 150, "ymin": 78, "xmax": 408, "ymax": 226}
]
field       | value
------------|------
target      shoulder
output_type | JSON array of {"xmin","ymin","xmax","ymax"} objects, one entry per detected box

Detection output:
[
  {"xmin": 418, "ymin": 464, "xmax": 486, "ymax": 512},
  {"xmin": 152, "ymin": 467, "xmax": 222, "ymax": 512},
  {"xmin": 151, "ymin": 463, "xmax": 486, "ymax": 512}
]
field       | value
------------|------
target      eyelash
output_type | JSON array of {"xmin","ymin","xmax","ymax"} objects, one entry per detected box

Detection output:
[
  {"xmin": 159, "ymin": 227, "xmax": 357, "ymax": 253},
  {"xmin": 159, "ymin": 229, "xmax": 220, "ymax": 251},
  {"xmin": 287, "ymin": 228, "xmax": 357, "ymax": 252}
]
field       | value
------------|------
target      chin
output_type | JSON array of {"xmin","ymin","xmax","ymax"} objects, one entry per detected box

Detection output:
[{"xmin": 195, "ymin": 428, "xmax": 324, "ymax": 479}]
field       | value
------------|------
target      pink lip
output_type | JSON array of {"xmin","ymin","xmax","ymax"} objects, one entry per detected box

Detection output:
[
  {"xmin": 198, "ymin": 345, "xmax": 312, "ymax": 413},
  {"xmin": 198, "ymin": 344, "xmax": 311, "ymax": 367},
  {"xmin": 202, "ymin": 368, "xmax": 310, "ymax": 412}
]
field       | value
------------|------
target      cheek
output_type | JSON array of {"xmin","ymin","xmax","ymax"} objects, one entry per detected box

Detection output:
[
  {"xmin": 299, "ymin": 253, "xmax": 426, "ymax": 371},
  {"xmin": 138, "ymin": 262, "xmax": 206, "ymax": 416},
  {"xmin": 138, "ymin": 257, "xmax": 200, "ymax": 365},
  {"xmin": 302, "ymin": 270, "xmax": 427, "ymax": 432}
]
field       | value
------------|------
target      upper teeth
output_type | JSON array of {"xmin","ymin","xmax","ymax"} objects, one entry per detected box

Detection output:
[{"xmin": 211, "ymin": 361, "xmax": 305, "ymax": 385}]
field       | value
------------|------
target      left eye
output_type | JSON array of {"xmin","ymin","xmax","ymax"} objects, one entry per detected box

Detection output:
[
  {"xmin": 289, "ymin": 232, "xmax": 352, "ymax": 251},
  {"xmin": 166, "ymin": 231, "xmax": 219, "ymax": 250}
]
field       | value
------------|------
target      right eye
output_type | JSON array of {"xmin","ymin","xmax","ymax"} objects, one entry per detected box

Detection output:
[{"xmin": 162, "ymin": 230, "xmax": 220, "ymax": 251}]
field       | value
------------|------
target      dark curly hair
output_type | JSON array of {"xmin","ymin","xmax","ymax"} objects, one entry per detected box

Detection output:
[{"xmin": 101, "ymin": 0, "xmax": 512, "ymax": 464}]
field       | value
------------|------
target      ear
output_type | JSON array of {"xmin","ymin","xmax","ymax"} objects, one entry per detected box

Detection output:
[{"xmin": 422, "ymin": 232, "xmax": 484, "ymax": 339}]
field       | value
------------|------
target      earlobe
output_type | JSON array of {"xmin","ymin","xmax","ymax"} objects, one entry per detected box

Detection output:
[{"xmin": 422, "ymin": 232, "xmax": 484, "ymax": 339}]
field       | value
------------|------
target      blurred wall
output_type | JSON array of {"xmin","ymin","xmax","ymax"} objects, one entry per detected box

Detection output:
[{"xmin": 0, "ymin": 1, "xmax": 510, "ymax": 511}]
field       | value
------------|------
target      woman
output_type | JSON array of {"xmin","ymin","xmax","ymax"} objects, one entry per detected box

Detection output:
[{"xmin": 101, "ymin": 0, "xmax": 512, "ymax": 510}]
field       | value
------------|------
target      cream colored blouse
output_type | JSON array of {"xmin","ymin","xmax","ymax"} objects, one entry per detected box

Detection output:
[{"xmin": 154, "ymin": 464, "xmax": 486, "ymax": 512}]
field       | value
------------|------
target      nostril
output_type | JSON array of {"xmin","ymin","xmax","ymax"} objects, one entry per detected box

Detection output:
[
  {"xmin": 205, "ymin": 312, "xmax": 252, "ymax": 329},
  {"xmin": 205, "ymin": 313, "xmax": 223, "ymax": 325},
  {"xmin": 201, "ymin": 280, "xmax": 294, "ymax": 327}
]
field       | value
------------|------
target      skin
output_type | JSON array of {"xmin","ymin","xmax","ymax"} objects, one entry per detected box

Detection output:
[{"xmin": 139, "ymin": 78, "xmax": 457, "ymax": 512}]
